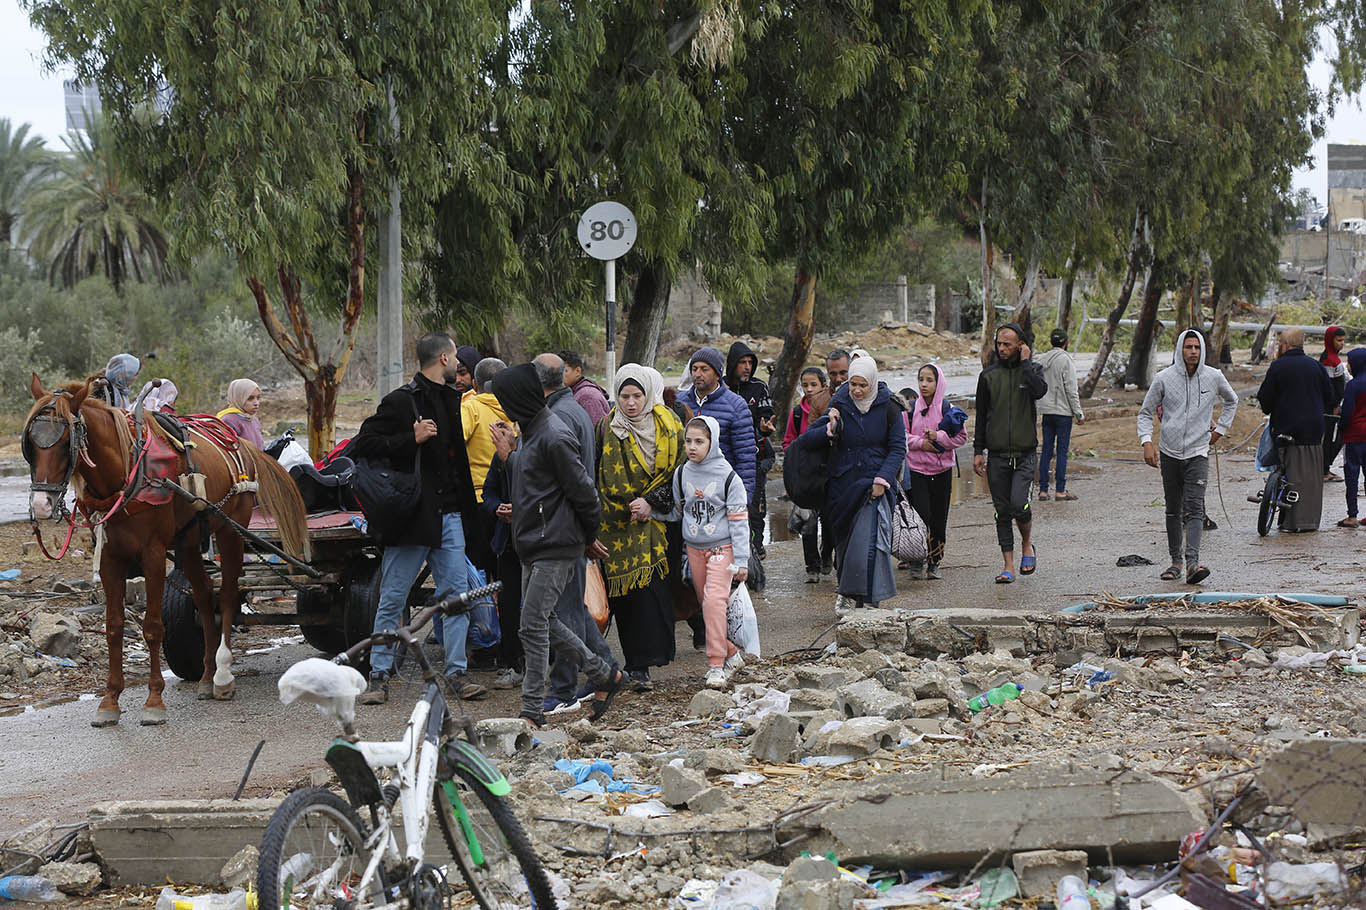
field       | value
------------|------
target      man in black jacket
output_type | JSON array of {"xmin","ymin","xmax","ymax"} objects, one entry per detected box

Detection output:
[
  {"xmin": 1258, "ymin": 327, "xmax": 1336, "ymax": 530},
  {"xmin": 352, "ymin": 332, "xmax": 488, "ymax": 704},
  {"xmin": 972, "ymin": 323, "xmax": 1048, "ymax": 583},
  {"xmin": 726, "ymin": 342, "xmax": 775, "ymax": 562},
  {"xmin": 490, "ymin": 363, "xmax": 623, "ymax": 727}
]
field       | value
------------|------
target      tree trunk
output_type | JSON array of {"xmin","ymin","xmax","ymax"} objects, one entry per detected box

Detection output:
[
  {"xmin": 247, "ymin": 167, "xmax": 367, "ymax": 457},
  {"xmin": 1058, "ymin": 262, "xmax": 1077, "ymax": 337},
  {"xmin": 622, "ymin": 258, "xmax": 672, "ymax": 368},
  {"xmin": 1123, "ymin": 257, "xmax": 1165, "ymax": 389},
  {"xmin": 1080, "ymin": 207, "xmax": 1145, "ymax": 398},
  {"xmin": 0, "ymin": 211, "xmax": 13, "ymax": 246},
  {"xmin": 1010, "ymin": 245, "xmax": 1041, "ymax": 343},
  {"xmin": 769, "ymin": 266, "xmax": 819, "ymax": 427},
  {"xmin": 978, "ymin": 172, "xmax": 995, "ymax": 366},
  {"xmin": 1207, "ymin": 284, "xmax": 1230, "ymax": 366}
]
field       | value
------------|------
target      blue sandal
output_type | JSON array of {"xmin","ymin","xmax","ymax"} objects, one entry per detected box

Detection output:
[
  {"xmin": 995, "ymin": 570, "xmax": 1014, "ymax": 584},
  {"xmin": 1019, "ymin": 551, "xmax": 1037, "ymax": 575}
]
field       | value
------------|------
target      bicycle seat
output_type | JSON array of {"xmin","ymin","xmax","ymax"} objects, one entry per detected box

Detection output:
[{"xmin": 279, "ymin": 657, "xmax": 368, "ymax": 726}]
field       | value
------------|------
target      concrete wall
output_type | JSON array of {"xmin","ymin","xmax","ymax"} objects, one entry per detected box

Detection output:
[
  {"xmin": 663, "ymin": 264, "xmax": 722, "ymax": 344},
  {"xmin": 829, "ymin": 281, "xmax": 935, "ymax": 331}
]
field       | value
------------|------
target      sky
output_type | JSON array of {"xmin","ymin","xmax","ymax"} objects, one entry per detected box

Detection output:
[{"xmin": 1, "ymin": 0, "xmax": 1363, "ymax": 206}]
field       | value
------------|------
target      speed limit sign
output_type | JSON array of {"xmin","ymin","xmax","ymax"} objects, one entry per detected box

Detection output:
[{"xmin": 577, "ymin": 201, "xmax": 638, "ymax": 261}]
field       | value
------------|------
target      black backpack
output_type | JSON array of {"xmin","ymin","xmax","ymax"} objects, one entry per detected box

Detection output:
[
  {"xmin": 349, "ymin": 385, "xmax": 424, "ymax": 544},
  {"xmin": 783, "ymin": 427, "xmax": 834, "ymax": 509}
]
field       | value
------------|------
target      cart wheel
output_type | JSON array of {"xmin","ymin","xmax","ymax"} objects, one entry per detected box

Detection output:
[
  {"xmin": 342, "ymin": 560, "xmax": 383, "ymax": 675},
  {"xmin": 297, "ymin": 588, "xmax": 348, "ymax": 655},
  {"xmin": 161, "ymin": 569, "xmax": 205, "ymax": 681}
]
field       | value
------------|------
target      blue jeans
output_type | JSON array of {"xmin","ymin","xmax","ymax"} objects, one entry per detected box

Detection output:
[
  {"xmin": 1039, "ymin": 414, "xmax": 1074, "ymax": 493},
  {"xmin": 547, "ymin": 557, "xmax": 614, "ymax": 702},
  {"xmin": 370, "ymin": 512, "xmax": 470, "ymax": 677}
]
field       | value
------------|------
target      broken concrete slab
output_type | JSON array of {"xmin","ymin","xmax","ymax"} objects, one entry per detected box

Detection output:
[
  {"xmin": 29, "ymin": 613, "xmax": 81, "ymax": 658},
  {"xmin": 688, "ymin": 786, "xmax": 737, "ymax": 814},
  {"xmin": 219, "ymin": 844, "xmax": 258, "ymax": 890},
  {"xmin": 823, "ymin": 717, "xmax": 903, "ymax": 757},
  {"xmin": 786, "ymin": 688, "xmax": 838, "ymax": 713},
  {"xmin": 788, "ymin": 666, "xmax": 861, "ymax": 691},
  {"xmin": 835, "ymin": 678, "xmax": 916, "ymax": 720},
  {"xmin": 1259, "ymin": 738, "xmax": 1366, "ymax": 827},
  {"xmin": 688, "ymin": 689, "xmax": 733, "ymax": 717},
  {"xmin": 90, "ymin": 799, "xmax": 280, "ymax": 886},
  {"xmin": 1011, "ymin": 849, "xmax": 1087, "ymax": 897},
  {"xmin": 473, "ymin": 717, "xmax": 535, "ymax": 757},
  {"xmin": 750, "ymin": 713, "xmax": 802, "ymax": 764},
  {"xmin": 1, "ymin": 818, "xmax": 54, "ymax": 876},
  {"xmin": 660, "ymin": 764, "xmax": 708, "ymax": 807},
  {"xmin": 37, "ymin": 860, "xmax": 102, "ymax": 895},
  {"xmin": 835, "ymin": 609, "xmax": 908, "ymax": 653},
  {"xmin": 795, "ymin": 768, "xmax": 1205, "ymax": 866}
]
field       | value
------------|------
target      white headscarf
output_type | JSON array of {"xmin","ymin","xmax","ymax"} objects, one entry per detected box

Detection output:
[
  {"xmin": 609, "ymin": 364, "xmax": 661, "ymax": 465},
  {"xmin": 139, "ymin": 379, "xmax": 179, "ymax": 412},
  {"xmin": 848, "ymin": 356, "xmax": 879, "ymax": 414}
]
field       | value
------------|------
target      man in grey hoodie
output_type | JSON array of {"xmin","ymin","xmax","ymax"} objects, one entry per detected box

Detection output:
[
  {"xmin": 1137, "ymin": 329, "xmax": 1238, "ymax": 584},
  {"xmin": 1036, "ymin": 329, "xmax": 1086, "ymax": 501}
]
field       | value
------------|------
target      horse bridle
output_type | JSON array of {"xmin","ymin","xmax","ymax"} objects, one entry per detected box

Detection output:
[{"xmin": 23, "ymin": 395, "xmax": 89, "ymax": 523}]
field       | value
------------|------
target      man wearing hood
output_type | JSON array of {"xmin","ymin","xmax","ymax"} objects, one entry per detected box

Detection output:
[
  {"xmin": 725, "ymin": 341, "xmax": 775, "ymax": 559},
  {"xmin": 352, "ymin": 332, "xmax": 487, "ymax": 704},
  {"xmin": 561, "ymin": 349, "xmax": 611, "ymax": 426},
  {"xmin": 453, "ymin": 345, "xmax": 480, "ymax": 397},
  {"xmin": 1257, "ymin": 327, "xmax": 1336, "ymax": 531},
  {"xmin": 1320, "ymin": 326, "xmax": 1348, "ymax": 480},
  {"xmin": 972, "ymin": 324, "xmax": 1048, "ymax": 583},
  {"xmin": 489, "ymin": 363, "xmax": 624, "ymax": 727},
  {"xmin": 1138, "ymin": 329, "xmax": 1238, "ymax": 583},
  {"xmin": 680, "ymin": 347, "xmax": 757, "ymax": 502}
]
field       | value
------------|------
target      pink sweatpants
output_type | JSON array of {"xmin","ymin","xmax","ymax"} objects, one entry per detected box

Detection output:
[{"xmin": 687, "ymin": 544, "xmax": 739, "ymax": 668}]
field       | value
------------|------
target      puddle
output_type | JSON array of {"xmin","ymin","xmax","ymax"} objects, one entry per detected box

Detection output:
[{"xmin": 0, "ymin": 693, "xmax": 95, "ymax": 717}]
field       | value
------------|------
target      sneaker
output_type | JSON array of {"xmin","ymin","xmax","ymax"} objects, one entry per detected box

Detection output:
[
  {"xmin": 723, "ymin": 653, "xmax": 745, "ymax": 680},
  {"xmin": 543, "ymin": 695, "xmax": 582, "ymax": 715},
  {"xmin": 926, "ymin": 563, "xmax": 942, "ymax": 580},
  {"xmin": 493, "ymin": 667, "xmax": 524, "ymax": 689},
  {"xmin": 359, "ymin": 674, "xmax": 388, "ymax": 705},
  {"xmin": 806, "ymin": 571, "xmax": 820, "ymax": 584},
  {"xmin": 704, "ymin": 668, "xmax": 728, "ymax": 689},
  {"xmin": 448, "ymin": 672, "xmax": 488, "ymax": 700},
  {"xmin": 628, "ymin": 669, "xmax": 654, "ymax": 692},
  {"xmin": 820, "ymin": 559, "xmax": 833, "ymax": 576},
  {"xmin": 834, "ymin": 595, "xmax": 853, "ymax": 616}
]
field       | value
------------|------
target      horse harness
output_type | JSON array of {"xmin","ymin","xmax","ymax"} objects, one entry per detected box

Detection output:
[{"xmin": 23, "ymin": 393, "xmax": 92, "ymax": 524}]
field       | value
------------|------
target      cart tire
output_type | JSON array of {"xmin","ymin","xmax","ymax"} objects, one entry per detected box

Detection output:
[
  {"xmin": 296, "ymin": 588, "xmax": 348, "ymax": 655},
  {"xmin": 161, "ymin": 569, "xmax": 205, "ymax": 681},
  {"xmin": 343, "ymin": 560, "xmax": 383, "ymax": 675}
]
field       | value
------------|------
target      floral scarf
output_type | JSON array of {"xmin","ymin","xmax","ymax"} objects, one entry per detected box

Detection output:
[{"xmin": 596, "ymin": 406, "xmax": 684, "ymax": 597}]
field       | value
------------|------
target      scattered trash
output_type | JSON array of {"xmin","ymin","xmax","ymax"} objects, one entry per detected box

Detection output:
[
  {"xmin": 725, "ymin": 685, "xmax": 790, "ymax": 725},
  {"xmin": 800, "ymin": 754, "xmax": 858, "ymax": 766},
  {"xmin": 966, "ymin": 683, "xmax": 1022, "ymax": 713},
  {"xmin": 718, "ymin": 771, "xmax": 766, "ymax": 788},
  {"xmin": 553, "ymin": 758, "xmax": 657, "ymax": 795},
  {"xmin": 673, "ymin": 878, "xmax": 718, "ymax": 906},
  {"xmin": 1264, "ymin": 861, "xmax": 1346, "ymax": 901},
  {"xmin": 708, "ymin": 868, "xmax": 778, "ymax": 909},
  {"xmin": 975, "ymin": 867, "xmax": 1018, "ymax": 906},
  {"xmin": 1055, "ymin": 874, "xmax": 1088, "ymax": 910},
  {"xmin": 1115, "ymin": 554, "xmax": 1154, "ymax": 567},
  {"xmin": 621, "ymin": 799, "xmax": 673, "ymax": 818},
  {"xmin": 0, "ymin": 571, "xmax": 19, "ymax": 581},
  {"xmin": 0, "ymin": 876, "xmax": 59, "ymax": 902},
  {"xmin": 155, "ymin": 888, "xmax": 251, "ymax": 910}
]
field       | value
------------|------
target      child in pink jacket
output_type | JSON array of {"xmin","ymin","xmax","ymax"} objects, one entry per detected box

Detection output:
[{"xmin": 904, "ymin": 363, "xmax": 968, "ymax": 578}]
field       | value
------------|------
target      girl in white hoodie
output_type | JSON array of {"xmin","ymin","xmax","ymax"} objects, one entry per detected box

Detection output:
[{"xmin": 655, "ymin": 416, "xmax": 750, "ymax": 688}]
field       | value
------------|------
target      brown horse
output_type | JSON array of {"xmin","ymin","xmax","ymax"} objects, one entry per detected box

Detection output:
[{"xmin": 24, "ymin": 374, "xmax": 310, "ymax": 727}]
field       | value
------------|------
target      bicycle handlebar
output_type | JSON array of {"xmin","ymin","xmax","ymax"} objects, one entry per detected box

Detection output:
[{"xmin": 334, "ymin": 580, "xmax": 503, "ymax": 668}]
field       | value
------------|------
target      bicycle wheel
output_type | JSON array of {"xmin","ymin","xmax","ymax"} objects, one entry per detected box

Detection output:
[
  {"xmin": 257, "ymin": 787, "xmax": 390, "ymax": 910},
  {"xmin": 1257, "ymin": 471, "xmax": 1281, "ymax": 537},
  {"xmin": 434, "ymin": 766, "xmax": 557, "ymax": 909}
]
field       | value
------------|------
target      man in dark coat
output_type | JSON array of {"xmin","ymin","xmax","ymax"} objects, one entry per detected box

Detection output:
[
  {"xmin": 680, "ymin": 347, "xmax": 757, "ymax": 501},
  {"xmin": 1258, "ymin": 327, "xmax": 1337, "ymax": 530},
  {"xmin": 489, "ymin": 363, "xmax": 624, "ymax": 727},
  {"xmin": 972, "ymin": 323, "xmax": 1048, "ymax": 583},
  {"xmin": 726, "ymin": 342, "xmax": 775, "ymax": 559},
  {"xmin": 351, "ymin": 332, "xmax": 487, "ymax": 704}
]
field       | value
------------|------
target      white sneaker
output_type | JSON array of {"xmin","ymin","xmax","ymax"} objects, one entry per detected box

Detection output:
[
  {"xmin": 834, "ymin": 595, "xmax": 853, "ymax": 616},
  {"xmin": 723, "ymin": 653, "xmax": 745, "ymax": 680},
  {"xmin": 493, "ymin": 667, "xmax": 524, "ymax": 689},
  {"xmin": 705, "ymin": 668, "xmax": 728, "ymax": 689}
]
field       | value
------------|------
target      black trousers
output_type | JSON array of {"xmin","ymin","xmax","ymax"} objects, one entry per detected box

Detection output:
[
  {"xmin": 986, "ymin": 453, "xmax": 1036, "ymax": 552},
  {"xmin": 908, "ymin": 468, "xmax": 953, "ymax": 566}
]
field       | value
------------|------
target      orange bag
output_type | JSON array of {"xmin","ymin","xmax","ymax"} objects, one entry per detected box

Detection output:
[{"xmin": 585, "ymin": 560, "xmax": 610, "ymax": 633}]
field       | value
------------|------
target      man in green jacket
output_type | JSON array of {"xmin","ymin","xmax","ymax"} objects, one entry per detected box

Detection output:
[{"xmin": 973, "ymin": 323, "xmax": 1048, "ymax": 583}]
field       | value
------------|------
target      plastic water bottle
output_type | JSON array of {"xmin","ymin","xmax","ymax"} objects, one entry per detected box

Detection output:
[
  {"xmin": 967, "ymin": 683, "xmax": 1023, "ymax": 712},
  {"xmin": 0, "ymin": 876, "xmax": 60, "ymax": 902},
  {"xmin": 1056, "ymin": 875, "xmax": 1089, "ymax": 910},
  {"xmin": 156, "ymin": 888, "xmax": 253, "ymax": 910}
]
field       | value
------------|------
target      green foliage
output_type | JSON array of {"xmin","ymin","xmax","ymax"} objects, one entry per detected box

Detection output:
[
  {"xmin": 0, "ymin": 119, "xmax": 51, "ymax": 246},
  {"xmin": 23, "ymin": 112, "xmax": 169, "ymax": 291}
]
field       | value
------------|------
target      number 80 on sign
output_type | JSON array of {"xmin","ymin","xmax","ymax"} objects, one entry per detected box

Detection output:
[{"xmin": 576, "ymin": 201, "xmax": 638, "ymax": 261}]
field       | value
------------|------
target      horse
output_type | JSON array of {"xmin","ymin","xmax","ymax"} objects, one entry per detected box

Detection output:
[{"xmin": 24, "ymin": 374, "xmax": 310, "ymax": 727}]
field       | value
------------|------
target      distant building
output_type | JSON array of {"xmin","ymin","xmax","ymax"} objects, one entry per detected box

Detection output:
[
  {"xmin": 63, "ymin": 80, "xmax": 101, "ymax": 131},
  {"xmin": 1328, "ymin": 143, "xmax": 1366, "ymax": 226}
]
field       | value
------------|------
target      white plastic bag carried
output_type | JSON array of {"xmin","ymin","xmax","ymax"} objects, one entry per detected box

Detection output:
[
  {"xmin": 726, "ymin": 583, "xmax": 760, "ymax": 658},
  {"xmin": 275, "ymin": 439, "xmax": 313, "ymax": 472},
  {"xmin": 278, "ymin": 657, "xmax": 367, "ymax": 728}
]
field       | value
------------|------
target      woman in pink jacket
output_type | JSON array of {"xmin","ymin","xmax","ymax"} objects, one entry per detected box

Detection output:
[{"xmin": 905, "ymin": 363, "xmax": 967, "ymax": 579}]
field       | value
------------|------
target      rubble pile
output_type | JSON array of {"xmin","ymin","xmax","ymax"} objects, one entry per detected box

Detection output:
[
  {"xmin": 484, "ymin": 620, "xmax": 1366, "ymax": 908},
  {"xmin": 0, "ymin": 575, "xmax": 110, "ymax": 696}
]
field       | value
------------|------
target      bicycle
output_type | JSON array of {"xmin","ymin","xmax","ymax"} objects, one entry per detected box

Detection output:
[
  {"xmin": 1257, "ymin": 433, "xmax": 1300, "ymax": 537},
  {"xmin": 256, "ymin": 581, "xmax": 558, "ymax": 910}
]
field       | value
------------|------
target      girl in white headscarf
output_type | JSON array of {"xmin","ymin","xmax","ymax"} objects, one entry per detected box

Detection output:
[
  {"xmin": 217, "ymin": 378, "xmax": 265, "ymax": 448},
  {"xmin": 596, "ymin": 364, "xmax": 685, "ymax": 689},
  {"xmin": 797, "ymin": 355, "xmax": 907, "ymax": 612}
]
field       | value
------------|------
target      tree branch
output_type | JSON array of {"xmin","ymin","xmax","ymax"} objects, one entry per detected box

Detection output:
[{"xmin": 247, "ymin": 273, "xmax": 313, "ymax": 377}]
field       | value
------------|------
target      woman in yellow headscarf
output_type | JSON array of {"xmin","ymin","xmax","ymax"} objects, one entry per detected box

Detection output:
[{"xmin": 595, "ymin": 364, "xmax": 684, "ymax": 690}]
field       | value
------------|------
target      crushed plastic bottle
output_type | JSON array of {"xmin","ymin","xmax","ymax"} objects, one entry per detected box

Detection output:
[
  {"xmin": 1056, "ymin": 875, "xmax": 1089, "ymax": 910},
  {"xmin": 0, "ymin": 876, "xmax": 60, "ymax": 902},
  {"xmin": 156, "ymin": 887, "xmax": 256, "ymax": 910},
  {"xmin": 967, "ymin": 683, "xmax": 1023, "ymax": 713}
]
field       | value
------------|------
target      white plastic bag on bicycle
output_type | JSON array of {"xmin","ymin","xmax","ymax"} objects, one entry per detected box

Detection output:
[
  {"xmin": 726, "ymin": 583, "xmax": 760, "ymax": 658},
  {"xmin": 278, "ymin": 658, "xmax": 367, "ymax": 727}
]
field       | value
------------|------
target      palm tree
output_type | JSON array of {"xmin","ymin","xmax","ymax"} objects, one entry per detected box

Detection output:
[
  {"xmin": 0, "ymin": 119, "xmax": 50, "ymax": 246},
  {"xmin": 24, "ymin": 112, "xmax": 169, "ymax": 291}
]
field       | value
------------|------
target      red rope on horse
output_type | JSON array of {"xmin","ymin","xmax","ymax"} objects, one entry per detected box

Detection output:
[
  {"xmin": 181, "ymin": 414, "xmax": 241, "ymax": 451},
  {"xmin": 31, "ymin": 438, "xmax": 152, "ymax": 562}
]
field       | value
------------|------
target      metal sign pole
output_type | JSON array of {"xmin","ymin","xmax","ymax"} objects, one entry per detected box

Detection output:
[{"xmin": 605, "ymin": 259, "xmax": 617, "ymax": 383}]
